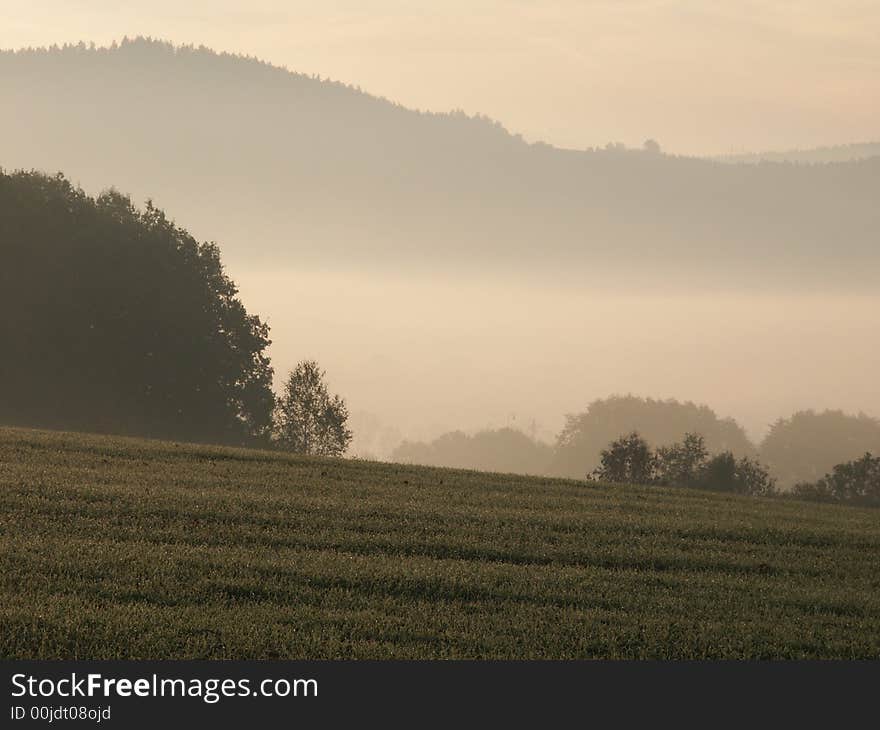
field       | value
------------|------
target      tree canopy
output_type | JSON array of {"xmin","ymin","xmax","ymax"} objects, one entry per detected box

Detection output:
[
  {"xmin": 0, "ymin": 169, "xmax": 275, "ymax": 445},
  {"xmin": 792, "ymin": 453, "xmax": 880, "ymax": 507},
  {"xmin": 275, "ymin": 360, "xmax": 352, "ymax": 457},
  {"xmin": 591, "ymin": 431, "xmax": 775, "ymax": 497},
  {"xmin": 551, "ymin": 396, "xmax": 755, "ymax": 478},
  {"xmin": 759, "ymin": 410, "xmax": 880, "ymax": 489}
]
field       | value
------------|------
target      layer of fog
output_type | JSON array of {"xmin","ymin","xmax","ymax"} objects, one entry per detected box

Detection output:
[{"xmin": 235, "ymin": 267, "xmax": 880, "ymax": 459}]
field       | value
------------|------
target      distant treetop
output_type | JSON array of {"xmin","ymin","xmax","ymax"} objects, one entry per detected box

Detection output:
[{"xmin": 551, "ymin": 395, "xmax": 755, "ymax": 479}]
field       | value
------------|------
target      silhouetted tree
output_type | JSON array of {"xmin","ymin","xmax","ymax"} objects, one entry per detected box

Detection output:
[
  {"xmin": 760, "ymin": 410, "xmax": 880, "ymax": 488},
  {"xmin": 699, "ymin": 452, "xmax": 776, "ymax": 496},
  {"xmin": 593, "ymin": 431, "xmax": 775, "ymax": 495},
  {"xmin": 552, "ymin": 396, "xmax": 755, "ymax": 478},
  {"xmin": 656, "ymin": 433, "xmax": 708, "ymax": 487},
  {"xmin": 0, "ymin": 170, "xmax": 274, "ymax": 445},
  {"xmin": 591, "ymin": 432, "xmax": 656, "ymax": 484},
  {"xmin": 275, "ymin": 360, "xmax": 352, "ymax": 456},
  {"xmin": 792, "ymin": 453, "xmax": 880, "ymax": 507}
]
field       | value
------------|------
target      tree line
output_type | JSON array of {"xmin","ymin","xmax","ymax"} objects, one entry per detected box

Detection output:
[
  {"xmin": 4, "ymin": 38, "xmax": 880, "ymax": 291},
  {"xmin": 393, "ymin": 398, "xmax": 880, "ymax": 505},
  {"xmin": 590, "ymin": 430, "xmax": 878, "ymax": 507},
  {"xmin": 590, "ymin": 432, "xmax": 775, "ymax": 496}
]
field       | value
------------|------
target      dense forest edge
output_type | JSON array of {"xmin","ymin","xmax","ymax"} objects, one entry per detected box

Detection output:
[{"xmin": 2, "ymin": 38, "xmax": 879, "ymax": 290}]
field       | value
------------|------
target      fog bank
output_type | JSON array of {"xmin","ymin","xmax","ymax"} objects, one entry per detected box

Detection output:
[{"xmin": 236, "ymin": 268, "xmax": 880, "ymax": 457}]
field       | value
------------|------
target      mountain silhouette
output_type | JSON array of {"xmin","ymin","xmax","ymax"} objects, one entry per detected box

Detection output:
[{"xmin": 2, "ymin": 38, "xmax": 878, "ymax": 290}]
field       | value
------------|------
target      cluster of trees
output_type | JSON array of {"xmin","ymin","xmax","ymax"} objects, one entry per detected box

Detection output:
[
  {"xmin": 577, "ymin": 429, "xmax": 880, "ymax": 507},
  {"xmin": 1, "ymin": 169, "xmax": 275, "ymax": 445},
  {"xmin": 395, "ymin": 398, "xmax": 880, "ymax": 501},
  {"xmin": 551, "ymin": 396, "xmax": 755, "ymax": 478},
  {"xmin": 396, "ymin": 397, "xmax": 759, "ymax": 478},
  {"xmin": 590, "ymin": 432, "xmax": 776, "ymax": 497},
  {"xmin": 0, "ymin": 170, "xmax": 351, "ymax": 456},
  {"xmin": 584, "ymin": 431, "xmax": 878, "ymax": 507},
  {"xmin": 791, "ymin": 453, "xmax": 880, "ymax": 508},
  {"xmin": 393, "ymin": 412, "xmax": 880, "ymax": 507},
  {"xmin": 759, "ymin": 410, "xmax": 880, "ymax": 487}
]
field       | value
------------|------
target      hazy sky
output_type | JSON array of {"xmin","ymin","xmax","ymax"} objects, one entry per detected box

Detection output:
[{"xmin": 4, "ymin": 0, "xmax": 879, "ymax": 155}]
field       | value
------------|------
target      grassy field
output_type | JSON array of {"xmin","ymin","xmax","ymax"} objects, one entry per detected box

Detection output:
[{"xmin": 1, "ymin": 426, "xmax": 879, "ymax": 659}]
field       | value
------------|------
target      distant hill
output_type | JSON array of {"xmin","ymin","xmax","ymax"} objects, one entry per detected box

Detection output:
[
  {"xmin": 2, "ymin": 38, "xmax": 879, "ymax": 290},
  {"xmin": 715, "ymin": 142, "xmax": 880, "ymax": 165}
]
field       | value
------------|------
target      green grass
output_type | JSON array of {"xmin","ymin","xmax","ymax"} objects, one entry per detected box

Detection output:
[{"xmin": 1, "ymin": 426, "xmax": 879, "ymax": 659}]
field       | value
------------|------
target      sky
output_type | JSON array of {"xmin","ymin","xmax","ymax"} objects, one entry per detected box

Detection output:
[{"xmin": 3, "ymin": 0, "xmax": 879, "ymax": 155}]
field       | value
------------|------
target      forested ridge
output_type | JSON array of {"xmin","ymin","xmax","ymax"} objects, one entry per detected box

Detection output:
[{"xmin": 2, "ymin": 38, "xmax": 878, "ymax": 289}]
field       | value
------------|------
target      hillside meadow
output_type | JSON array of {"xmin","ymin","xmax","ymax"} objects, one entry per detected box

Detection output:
[{"xmin": 1, "ymin": 426, "xmax": 878, "ymax": 659}]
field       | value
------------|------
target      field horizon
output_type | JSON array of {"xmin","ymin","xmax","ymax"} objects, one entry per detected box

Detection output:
[{"xmin": 2, "ymin": 425, "xmax": 878, "ymax": 659}]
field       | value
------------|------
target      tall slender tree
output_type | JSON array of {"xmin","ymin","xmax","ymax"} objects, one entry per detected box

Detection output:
[{"xmin": 275, "ymin": 361, "xmax": 352, "ymax": 456}]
